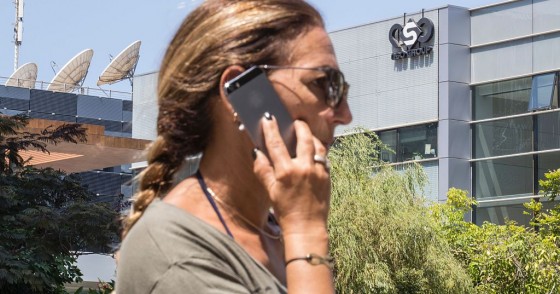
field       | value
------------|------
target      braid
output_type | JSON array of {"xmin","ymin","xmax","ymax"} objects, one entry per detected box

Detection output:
[{"xmin": 122, "ymin": 136, "xmax": 185, "ymax": 238}]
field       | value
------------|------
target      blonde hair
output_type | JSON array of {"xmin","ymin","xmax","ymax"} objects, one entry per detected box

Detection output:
[{"xmin": 122, "ymin": 0, "xmax": 324, "ymax": 238}]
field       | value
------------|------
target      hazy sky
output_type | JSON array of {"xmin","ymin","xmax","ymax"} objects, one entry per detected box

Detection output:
[{"xmin": 0, "ymin": 0, "xmax": 499, "ymax": 94}]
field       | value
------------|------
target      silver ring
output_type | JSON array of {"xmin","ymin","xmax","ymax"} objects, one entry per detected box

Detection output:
[{"xmin": 313, "ymin": 154, "xmax": 330, "ymax": 169}]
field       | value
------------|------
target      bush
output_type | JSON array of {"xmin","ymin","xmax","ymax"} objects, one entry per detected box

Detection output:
[
  {"xmin": 328, "ymin": 130, "xmax": 473, "ymax": 293},
  {"xmin": 432, "ymin": 187, "xmax": 560, "ymax": 293}
]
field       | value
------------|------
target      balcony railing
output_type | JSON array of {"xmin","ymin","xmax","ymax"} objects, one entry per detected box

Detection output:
[{"xmin": 0, "ymin": 76, "xmax": 132, "ymax": 100}]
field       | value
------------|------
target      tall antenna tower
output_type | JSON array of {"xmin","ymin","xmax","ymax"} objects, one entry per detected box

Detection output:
[{"xmin": 13, "ymin": 0, "xmax": 24, "ymax": 71}]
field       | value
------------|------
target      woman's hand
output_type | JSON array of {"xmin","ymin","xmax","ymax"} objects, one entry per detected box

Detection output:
[
  {"xmin": 253, "ymin": 114, "xmax": 331, "ymax": 235},
  {"xmin": 253, "ymin": 114, "xmax": 334, "ymax": 294}
]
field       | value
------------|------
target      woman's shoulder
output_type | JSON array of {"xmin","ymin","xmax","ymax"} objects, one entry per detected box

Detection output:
[
  {"xmin": 117, "ymin": 200, "xmax": 287, "ymax": 293},
  {"xmin": 123, "ymin": 200, "xmax": 226, "ymax": 254}
]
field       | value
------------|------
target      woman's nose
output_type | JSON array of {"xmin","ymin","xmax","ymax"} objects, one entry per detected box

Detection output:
[{"xmin": 334, "ymin": 99, "xmax": 352, "ymax": 125}]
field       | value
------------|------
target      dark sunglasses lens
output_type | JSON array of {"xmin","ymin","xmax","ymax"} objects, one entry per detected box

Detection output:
[{"xmin": 326, "ymin": 69, "xmax": 344, "ymax": 108}]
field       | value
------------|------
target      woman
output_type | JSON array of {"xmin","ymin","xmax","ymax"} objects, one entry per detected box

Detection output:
[{"xmin": 116, "ymin": 0, "xmax": 352, "ymax": 293}]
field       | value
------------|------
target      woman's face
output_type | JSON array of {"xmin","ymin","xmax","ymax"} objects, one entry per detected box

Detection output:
[{"xmin": 267, "ymin": 26, "xmax": 353, "ymax": 150}]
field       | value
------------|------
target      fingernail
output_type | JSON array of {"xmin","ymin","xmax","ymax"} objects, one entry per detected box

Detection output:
[
  {"xmin": 252, "ymin": 148, "xmax": 259, "ymax": 160},
  {"xmin": 264, "ymin": 112, "xmax": 272, "ymax": 120}
]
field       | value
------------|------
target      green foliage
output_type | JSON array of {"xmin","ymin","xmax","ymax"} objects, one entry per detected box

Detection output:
[
  {"xmin": 328, "ymin": 130, "xmax": 472, "ymax": 294},
  {"xmin": 0, "ymin": 115, "xmax": 119, "ymax": 293},
  {"xmin": 540, "ymin": 169, "xmax": 560, "ymax": 201},
  {"xmin": 525, "ymin": 168, "xmax": 560, "ymax": 245},
  {"xmin": 0, "ymin": 168, "xmax": 120, "ymax": 293},
  {"xmin": 432, "ymin": 188, "xmax": 560, "ymax": 294}
]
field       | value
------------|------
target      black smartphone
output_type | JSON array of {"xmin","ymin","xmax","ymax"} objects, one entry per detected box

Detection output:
[{"xmin": 224, "ymin": 66, "xmax": 297, "ymax": 158}]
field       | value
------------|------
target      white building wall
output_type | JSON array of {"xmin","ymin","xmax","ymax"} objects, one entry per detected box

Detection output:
[
  {"xmin": 132, "ymin": 72, "xmax": 158, "ymax": 140},
  {"xmin": 471, "ymin": 0, "xmax": 560, "ymax": 84},
  {"xmin": 330, "ymin": 10, "xmax": 439, "ymax": 134},
  {"xmin": 470, "ymin": 0, "xmax": 532, "ymax": 46},
  {"xmin": 330, "ymin": 9, "xmax": 441, "ymax": 202}
]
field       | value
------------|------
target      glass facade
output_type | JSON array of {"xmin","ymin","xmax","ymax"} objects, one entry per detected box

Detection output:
[
  {"xmin": 473, "ymin": 77, "xmax": 531, "ymax": 120},
  {"xmin": 474, "ymin": 155, "xmax": 533, "ymax": 199},
  {"xmin": 537, "ymin": 111, "xmax": 560, "ymax": 151},
  {"xmin": 473, "ymin": 116, "xmax": 532, "ymax": 158},
  {"xmin": 476, "ymin": 199, "xmax": 560, "ymax": 227},
  {"xmin": 472, "ymin": 73, "xmax": 560, "ymax": 225}
]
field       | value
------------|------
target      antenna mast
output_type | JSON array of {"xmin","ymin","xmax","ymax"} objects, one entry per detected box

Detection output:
[{"xmin": 13, "ymin": 0, "xmax": 24, "ymax": 71}]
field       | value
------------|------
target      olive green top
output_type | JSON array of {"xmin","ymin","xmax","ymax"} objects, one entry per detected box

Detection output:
[{"xmin": 116, "ymin": 200, "xmax": 286, "ymax": 294}]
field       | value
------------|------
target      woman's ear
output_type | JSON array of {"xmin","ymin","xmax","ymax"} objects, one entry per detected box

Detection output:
[{"xmin": 218, "ymin": 65, "xmax": 245, "ymax": 112}]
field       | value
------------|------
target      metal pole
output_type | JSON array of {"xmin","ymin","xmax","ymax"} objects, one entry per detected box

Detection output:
[{"xmin": 13, "ymin": 0, "xmax": 24, "ymax": 71}]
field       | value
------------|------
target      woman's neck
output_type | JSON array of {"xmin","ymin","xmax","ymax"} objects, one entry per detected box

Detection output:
[{"xmin": 198, "ymin": 125, "xmax": 272, "ymax": 228}]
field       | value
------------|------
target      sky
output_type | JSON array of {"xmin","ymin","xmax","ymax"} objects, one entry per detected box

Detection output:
[{"xmin": 0, "ymin": 0, "xmax": 500, "ymax": 95}]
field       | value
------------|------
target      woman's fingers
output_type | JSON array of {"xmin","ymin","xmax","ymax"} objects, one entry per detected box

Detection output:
[
  {"xmin": 293, "ymin": 120, "xmax": 315, "ymax": 165},
  {"xmin": 253, "ymin": 148, "xmax": 275, "ymax": 191},
  {"xmin": 311, "ymin": 136, "xmax": 330, "ymax": 172},
  {"xmin": 261, "ymin": 113, "xmax": 291, "ymax": 172},
  {"xmin": 254, "ymin": 114, "xmax": 331, "ymax": 231}
]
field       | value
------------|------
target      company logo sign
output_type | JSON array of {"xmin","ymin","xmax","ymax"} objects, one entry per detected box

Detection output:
[{"xmin": 389, "ymin": 17, "xmax": 434, "ymax": 60}]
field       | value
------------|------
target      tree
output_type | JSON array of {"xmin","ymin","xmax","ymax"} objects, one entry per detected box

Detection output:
[
  {"xmin": 432, "ymin": 187, "xmax": 560, "ymax": 293},
  {"xmin": 0, "ymin": 114, "xmax": 120, "ymax": 293},
  {"xmin": 525, "ymin": 168, "xmax": 560, "ymax": 240},
  {"xmin": 328, "ymin": 130, "xmax": 473, "ymax": 293}
]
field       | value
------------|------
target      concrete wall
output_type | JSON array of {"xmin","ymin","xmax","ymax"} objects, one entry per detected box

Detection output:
[{"xmin": 438, "ymin": 6, "xmax": 471, "ymax": 203}]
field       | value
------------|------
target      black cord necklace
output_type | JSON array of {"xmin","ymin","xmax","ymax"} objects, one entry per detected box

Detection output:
[
  {"xmin": 195, "ymin": 170, "xmax": 282, "ymax": 240},
  {"xmin": 196, "ymin": 170, "xmax": 234, "ymax": 238}
]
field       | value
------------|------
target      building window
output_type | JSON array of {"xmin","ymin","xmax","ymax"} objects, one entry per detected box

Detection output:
[
  {"xmin": 399, "ymin": 125, "xmax": 437, "ymax": 161},
  {"xmin": 537, "ymin": 151, "xmax": 560, "ymax": 184},
  {"xmin": 473, "ymin": 116, "xmax": 533, "ymax": 158},
  {"xmin": 379, "ymin": 130, "xmax": 397, "ymax": 163},
  {"xmin": 529, "ymin": 73, "xmax": 558, "ymax": 111},
  {"xmin": 473, "ymin": 77, "xmax": 531, "ymax": 120},
  {"xmin": 475, "ymin": 203, "xmax": 532, "ymax": 227},
  {"xmin": 475, "ymin": 199, "xmax": 560, "ymax": 227},
  {"xmin": 474, "ymin": 155, "xmax": 534, "ymax": 200},
  {"xmin": 537, "ymin": 111, "xmax": 560, "ymax": 151},
  {"xmin": 377, "ymin": 123, "xmax": 437, "ymax": 163}
]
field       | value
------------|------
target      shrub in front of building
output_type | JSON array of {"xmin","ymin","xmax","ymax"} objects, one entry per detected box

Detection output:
[
  {"xmin": 432, "ymin": 184, "xmax": 560, "ymax": 294},
  {"xmin": 328, "ymin": 130, "xmax": 473, "ymax": 294}
]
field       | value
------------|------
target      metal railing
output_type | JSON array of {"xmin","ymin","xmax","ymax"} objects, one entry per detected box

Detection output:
[{"xmin": 0, "ymin": 76, "xmax": 132, "ymax": 100}]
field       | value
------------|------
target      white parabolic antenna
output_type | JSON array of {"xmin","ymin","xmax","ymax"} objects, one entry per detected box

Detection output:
[
  {"xmin": 5, "ymin": 62, "xmax": 37, "ymax": 88},
  {"xmin": 97, "ymin": 40, "xmax": 141, "ymax": 86},
  {"xmin": 47, "ymin": 49, "xmax": 94, "ymax": 93}
]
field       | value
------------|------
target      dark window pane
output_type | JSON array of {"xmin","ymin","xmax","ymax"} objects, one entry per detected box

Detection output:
[
  {"xmin": 537, "ymin": 151, "xmax": 560, "ymax": 188},
  {"xmin": 476, "ymin": 200, "xmax": 560, "ymax": 226},
  {"xmin": 398, "ymin": 124, "xmax": 437, "ymax": 161},
  {"xmin": 474, "ymin": 155, "xmax": 533, "ymax": 199},
  {"xmin": 379, "ymin": 130, "xmax": 397, "ymax": 163},
  {"xmin": 473, "ymin": 116, "xmax": 533, "ymax": 158},
  {"xmin": 473, "ymin": 77, "xmax": 531, "ymax": 120},
  {"xmin": 537, "ymin": 111, "xmax": 560, "ymax": 151},
  {"xmin": 476, "ymin": 203, "xmax": 532, "ymax": 226},
  {"xmin": 529, "ymin": 73, "xmax": 556, "ymax": 111}
]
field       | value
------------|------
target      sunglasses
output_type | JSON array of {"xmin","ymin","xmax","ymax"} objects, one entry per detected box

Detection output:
[{"xmin": 257, "ymin": 65, "xmax": 349, "ymax": 109}]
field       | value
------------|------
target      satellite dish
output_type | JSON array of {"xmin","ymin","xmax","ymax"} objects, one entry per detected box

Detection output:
[
  {"xmin": 97, "ymin": 40, "xmax": 141, "ymax": 86},
  {"xmin": 5, "ymin": 62, "xmax": 37, "ymax": 88},
  {"xmin": 47, "ymin": 48, "xmax": 94, "ymax": 93}
]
